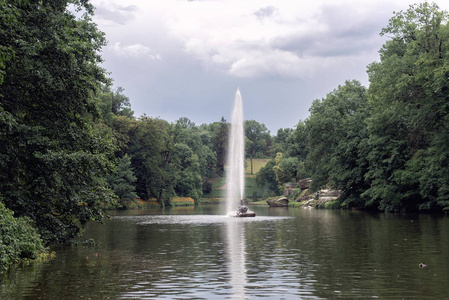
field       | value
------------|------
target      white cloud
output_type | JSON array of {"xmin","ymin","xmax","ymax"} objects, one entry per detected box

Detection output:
[
  {"xmin": 90, "ymin": 0, "xmax": 449, "ymax": 131},
  {"xmin": 110, "ymin": 42, "xmax": 162, "ymax": 60},
  {"xmin": 161, "ymin": 0, "xmax": 397, "ymax": 79},
  {"xmin": 94, "ymin": 1, "xmax": 137, "ymax": 24},
  {"xmin": 228, "ymin": 50, "xmax": 301, "ymax": 78},
  {"xmin": 94, "ymin": 0, "xmax": 430, "ymax": 79}
]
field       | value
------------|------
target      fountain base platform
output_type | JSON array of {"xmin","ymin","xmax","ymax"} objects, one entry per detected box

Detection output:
[{"xmin": 232, "ymin": 205, "xmax": 256, "ymax": 217}]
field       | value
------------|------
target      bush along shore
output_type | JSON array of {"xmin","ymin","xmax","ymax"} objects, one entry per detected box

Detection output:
[{"xmin": 0, "ymin": 203, "xmax": 50, "ymax": 272}]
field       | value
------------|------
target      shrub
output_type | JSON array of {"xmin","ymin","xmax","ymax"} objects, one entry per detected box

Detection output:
[
  {"xmin": 173, "ymin": 197, "xmax": 195, "ymax": 206},
  {"xmin": 202, "ymin": 180, "xmax": 213, "ymax": 194},
  {"xmin": 0, "ymin": 202, "xmax": 46, "ymax": 272}
]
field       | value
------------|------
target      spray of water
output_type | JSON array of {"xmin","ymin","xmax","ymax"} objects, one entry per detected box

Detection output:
[{"xmin": 226, "ymin": 89, "xmax": 245, "ymax": 215}]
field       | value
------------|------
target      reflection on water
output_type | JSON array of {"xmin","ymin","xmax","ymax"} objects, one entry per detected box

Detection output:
[
  {"xmin": 226, "ymin": 219, "xmax": 247, "ymax": 299},
  {"xmin": 1, "ymin": 205, "xmax": 449, "ymax": 299}
]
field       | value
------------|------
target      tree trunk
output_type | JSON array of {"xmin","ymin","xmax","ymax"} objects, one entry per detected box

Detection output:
[{"xmin": 250, "ymin": 153, "xmax": 253, "ymax": 174}]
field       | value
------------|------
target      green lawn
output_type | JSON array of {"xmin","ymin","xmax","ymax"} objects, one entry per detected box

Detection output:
[
  {"xmin": 245, "ymin": 158, "xmax": 270, "ymax": 176},
  {"xmin": 202, "ymin": 158, "xmax": 270, "ymax": 201}
]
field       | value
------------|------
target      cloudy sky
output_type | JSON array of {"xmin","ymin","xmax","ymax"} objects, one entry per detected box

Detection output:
[{"xmin": 89, "ymin": 0, "xmax": 449, "ymax": 133}]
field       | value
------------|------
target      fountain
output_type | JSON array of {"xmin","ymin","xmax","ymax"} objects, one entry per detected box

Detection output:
[{"xmin": 226, "ymin": 89, "xmax": 255, "ymax": 217}]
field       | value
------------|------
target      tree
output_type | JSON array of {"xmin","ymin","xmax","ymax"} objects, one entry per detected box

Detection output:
[
  {"xmin": 97, "ymin": 85, "xmax": 134, "ymax": 125},
  {"xmin": 365, "ymin": 2, "xmax": 449, "ymax": 212},
  {"xmin": 305, "ymin": 80, "xmax": 369, "ymax": 206},
  {"xmin": 213, "ymin": 117, "xmax": 228, "ymax": 171},
  {"xmin": 273, "ymin": 152, "xmax": 300, "ymax": 188},
  {"xmin": 270, "ymin": 128, "xmax": 293, "ymax": 157},
  {"xmin": 0, "ymin": 0, "xmax": 116, "ymax": 244},
  {"xmin": 173, "ymin": 143, "xmax": 203, "ymax": 201},
  {"xmin": 245, "ymin": 120, "xmax": 270, "ymax": 174},
  {"xmin": 256, "ymin": 159, "xmax": 281, "ymax": 196},
  {"xmin": 95, "ymin": 86, "xmax": 137, "ymax": 156},
  {"xmin": 288, "ymin": 120, "xmax": 309, "ymax": 160},
  {"xmin": 107, "ymin": 154, "xmax": 138, "ymax": 208},
  {"xmin": 171, "ymin": 118, "xmax": 216, "ymax": 203},
  {"xmin": 129, "ymin": 116, "xmax": 175, "ymax": 206}
]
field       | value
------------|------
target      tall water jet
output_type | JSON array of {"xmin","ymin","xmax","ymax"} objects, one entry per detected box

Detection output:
[{"xmin": 226, "ymin": 89, "xmax": 255, "ymax": 217}]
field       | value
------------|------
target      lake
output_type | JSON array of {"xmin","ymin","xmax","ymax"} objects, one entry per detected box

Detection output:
[{"xmin": 1, "ymin": 205, "xmax": 448, "ymax": 299}]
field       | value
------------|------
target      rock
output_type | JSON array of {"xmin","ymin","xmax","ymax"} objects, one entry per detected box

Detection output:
[
  {"xmin": 283, "ymin": 182, "xmax": 298, "ymax": 196},
  {"xmin": 294, "ymin": 188, "xmax": 342, "ymax": 208},
  {"xmin": 295, "ymin": 189, "xmax": 312, "ymax": 201},
  {"xmin": 266, "ymin": 197, "xmax": 289, "ymax": 207},
  {"xmin": 318, "ymin": 189, "xmax": 342, "ymax": 197},
  {"xmin": 298, "ymin": 178, "xmax": 312, "ymax": 190}
]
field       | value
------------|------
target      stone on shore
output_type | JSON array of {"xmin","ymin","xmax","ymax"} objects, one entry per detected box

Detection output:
[
  {"xmin": 266, "ymin": 197, "xmax": 289, "ymax": 207},
  {"xmin": 298, "ymin": 178, "xmax": 312, "ymax": 190}
]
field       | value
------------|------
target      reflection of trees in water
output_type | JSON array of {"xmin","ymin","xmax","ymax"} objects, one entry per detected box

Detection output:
[
  {"xmin": 2, "ymin": 210, "xmax": 449, "ymax": 299},
  {"xmin": 242, "ymin": 209, "xmax": 449, "ymax": 298}
]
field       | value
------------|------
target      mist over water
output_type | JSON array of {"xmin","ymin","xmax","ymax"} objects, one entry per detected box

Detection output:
[{"xmin": 226, "ymin": 89, "xmax": 245, "ymax": 214}]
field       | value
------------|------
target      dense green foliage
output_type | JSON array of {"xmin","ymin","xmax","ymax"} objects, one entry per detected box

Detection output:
[
  {"xmin": 363, "ymin": 3, "xmax": 449, "ymax": 212},
  {"xmin": 256, "ymin": 159, "xmax": 281, "ymax": 196},
  {"xmin": 256, "ymin": 3, "xmax": 449, "ymax": 213},
  {"xmin": 213, "ymin": 117, "xmax": 228, "ymax": 171},
  {"xmin": 0, "ymin": 0, "xmax": 116, "ymax": 245},
  {"xmin": 305, "ymin": 80, "xmax": 369, "ymax": 203},
  {"xmin": 0, "ymin": 202, "xmax": 46, "ymax": 272},
  {"xmin": 298, "ymin": 3, "xmax": 449, "ymax": 212},
  {"xmin": 107, "ymin": 154, "xmax": 137, "ymax": 208},
  {"xmin": 245, "ymin": 120, "xmax": 271, "ymax": 174}
]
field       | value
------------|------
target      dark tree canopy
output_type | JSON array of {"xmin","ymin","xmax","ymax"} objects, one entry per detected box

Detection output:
[
  {"xmin": 0, "ymin": 0, "xmax": 115, "ymax": 244},
  {"xmin": 302, "ymin": 3, "xmax": 449, "ymax": 212},
  {"xmin": 245, "ymin": 120, "xmax": 270, "ymax": 174},
  {"xmin": 364, "ymin": 2, "xmax": 449, "ymax": 212}
]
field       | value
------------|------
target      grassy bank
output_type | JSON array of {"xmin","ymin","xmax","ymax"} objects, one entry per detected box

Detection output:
[
  {"xmin": 201, "ymin": 158, "xmax": 270, "ymax": 204},
  {"xmin": 125, "ymin": 197, "xmax": 196, "ymax": 209},
  {"xmin": 245, "ymin": 158, "xmax": 270, "ymax": 176}
]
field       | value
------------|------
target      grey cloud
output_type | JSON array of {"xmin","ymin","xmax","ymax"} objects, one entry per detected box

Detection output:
[
  {"xmin": 272, "ymin": 32, "xmax": 379, "ymax": 59},
  {"xmin": 254, "ymin": 6, "xmax": 277, "ymax": 21},
  {"xmin": 271, "ymin": 4, "xmax": 388, "ymax": 59},
  {"xmin": 95, "ymin": 3, "xmax": 137, "ymax": 24},
  {"xmin": 271, "ymin": 33, "xmax": 315, "ymax": 56},
  {"xmin": 320, "ymin": 4, "xmax": 389, "ymax": 39}
]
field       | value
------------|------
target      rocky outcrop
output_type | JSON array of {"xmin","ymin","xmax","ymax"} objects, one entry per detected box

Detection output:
[
  {"xmin": 283, "ymin": 183, "xmax": 298, "ymax": 196},
  {"xmin": 298, "ymin": 178, "xmax": 311, "ymax": 190},
  {"xmin": 317, "ymin": 189, "xmax": 342, "ymax": 199},
  {"xmin": 283, "ymin": 179, "xmax": 311, "ymax": 197},
  {"xmin": 296, "ymin": 188, "xmax": 342, "ymax": 208},
  {"xmin": 267, "ymin": 197, "xmax": 289, "ymax": 207},
  {"xmin": 295, "ymin": 189, "xmax": 312, "ymax": 201}
]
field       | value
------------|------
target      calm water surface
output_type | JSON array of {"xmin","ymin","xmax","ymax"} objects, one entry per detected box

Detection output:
[{"xmin": 1, "ymin": 205, "xmax": 449, "ymax": 299}]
